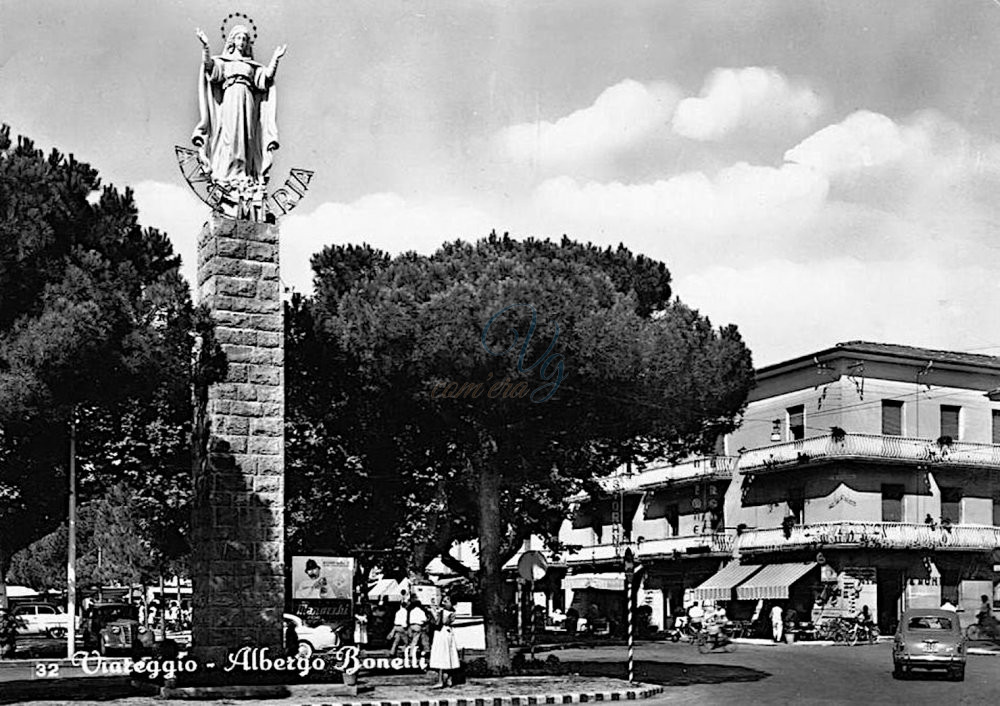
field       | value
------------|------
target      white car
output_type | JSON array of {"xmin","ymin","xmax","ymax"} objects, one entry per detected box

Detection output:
[
  {"xmin": 13, "ymin": 603, "xmax": 70, "ymax": 638},
  {"xmin": 283, "ymin": 613, "xmax": 341, "ymax": 657}
]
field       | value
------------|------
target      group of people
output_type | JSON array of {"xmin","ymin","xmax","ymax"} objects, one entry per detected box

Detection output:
[
  {"xmin": 386, "ymin": 596, "xmax": 461, "ymax": 688},
  {"xmin": 134, "ymin": 598, "xmax": 191, "ymax": 631}
]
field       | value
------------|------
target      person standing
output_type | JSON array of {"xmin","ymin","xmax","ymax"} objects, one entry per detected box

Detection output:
[
  {"xmin": 770, "ymin": 604, "xmax": 784, "ymax": 643},
  {"xmin": 388, "ymin": 602, "xmax": 409, "ymax": 656},
  {"xmin": 430, "ymin": 597, "xmax": 461, "ymax": 688},
  {"xmin": 408, "ymin": 598, "xmax": 430, "ymax": 655}
]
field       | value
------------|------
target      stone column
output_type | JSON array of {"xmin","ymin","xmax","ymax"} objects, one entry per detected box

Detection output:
[{"xmin": 191, "ymin": 213, "xmax": 285, "ymax": 666}]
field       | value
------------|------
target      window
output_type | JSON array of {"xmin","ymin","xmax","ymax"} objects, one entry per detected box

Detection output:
[
  {"xmin": 940, "ymin": 486, "xmax": 962, "ymax": 524},
  {"xmin": 881, "ymin": 484, "xmax": 904, "ymax": 522},
  {"xmin": 37, "ymin": 605, "xmax": 54, "ymax": 615},
  {"xmin": 994, "ymin": 492, "xmax": 1000, "ymax": 527},
  {"xmin": 664, "ymin": 503, "xmax": 679, "ymax": 536},
  {"xmin": 787, "ymin": 487, "xmax": 805, "ymax": 523},
  {"xmin": 993, "ymin": 410, "xmax": 1000, "ymax": 444},
  {"xmin": 940, "ymin": 405, "xmax": 961, "ymax": 440},
  {"xmin": 787, "ymin": 405, "xmax": 805, "ymax": 441},
  {"xmin": 882, "ymin": 401, "xmax": 903, "ymax": 436}
]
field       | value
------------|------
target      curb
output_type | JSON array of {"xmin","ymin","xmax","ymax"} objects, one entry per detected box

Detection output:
[{"xmin": 297, "ymin": 684, "xmax": 665, "ymax": 706}]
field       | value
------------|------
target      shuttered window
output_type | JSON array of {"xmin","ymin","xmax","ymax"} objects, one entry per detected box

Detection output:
[
  {"xmin": 993, "ymin": 410, "xmax": 1000, "ymax": 444},
  {"xmin": 882, "ymin": 400, "xmax": 903, "ymax": 436},
  {"xmin": 940, "ymin": 405, "xmax": 960, "ymax": 440}
]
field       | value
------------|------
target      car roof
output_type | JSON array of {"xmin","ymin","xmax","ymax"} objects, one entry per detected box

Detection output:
[{"xmin": 901, "ymin": 608, "xmax": 957, "ymax": 619}]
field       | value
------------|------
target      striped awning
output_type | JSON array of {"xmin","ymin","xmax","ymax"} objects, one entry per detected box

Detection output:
[
  {"xmin": 736, "ymin": 562, "xmax": 817, "ymax": 601},
  {"xmin": 690, "ymin": 562, "xmax": 763, "ymax": 602},
  {"xmin": 564, "ymin": 573, "xmax": 625, "ymax": 592}
]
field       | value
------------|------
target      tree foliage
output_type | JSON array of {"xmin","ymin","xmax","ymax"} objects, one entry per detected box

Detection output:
[
  {"xmin": 289, "ymin": 233, "xmax": 755, "ymax": 672},
  {"xmin": 0, "ymin": 125, "xmax": 203, "ymax": 602}
]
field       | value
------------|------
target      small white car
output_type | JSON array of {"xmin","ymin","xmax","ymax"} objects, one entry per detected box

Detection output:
[
  {"xmin": 283, "ymin": 613, "xmax": 341, "ymax": 657},
  {"xmin": 13, "ymin": 603, "xmax": 70, "ymax": 638}
]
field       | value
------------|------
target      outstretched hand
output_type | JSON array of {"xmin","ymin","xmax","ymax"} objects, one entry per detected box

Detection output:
[
  {"xmin": 272, "ymin": 44, "xmax": 287, "ymax": 61},
  {"xmin": 195, "ymin": 28, "xmax": 210, "ymax": 49}
]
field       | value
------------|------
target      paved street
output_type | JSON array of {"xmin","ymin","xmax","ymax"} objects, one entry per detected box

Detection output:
[
  {"xmin": 553, "ymin": 641, "xmax": 998, "ymax": 706},
  {"xmin": 3, "ymin": 640, "xmax": 996, "ymax": 705}
]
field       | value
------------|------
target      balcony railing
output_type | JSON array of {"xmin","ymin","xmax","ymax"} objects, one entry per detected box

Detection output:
[
  {"xmin": 599, "ymin": 456, "xmax": 739, "ymax": 494},
  {"xmin": 736, "ymin": 521, "xmax": 1000, "ymax": 553},
  {"xmin": 638, "ymin": 532, "xmax": 735, "ymax": 557},
  {"xmin": 739, "ymin": 433, "xmax": 1000, "ymax": 473}
]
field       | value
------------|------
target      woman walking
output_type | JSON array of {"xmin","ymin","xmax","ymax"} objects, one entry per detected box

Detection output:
[{"xmin": 430, "ymin": 597, "xmax": 461, "ymax": 688}]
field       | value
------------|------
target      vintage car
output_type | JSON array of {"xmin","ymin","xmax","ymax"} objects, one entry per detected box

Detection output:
[
  {"xmin": 12, "ymin": 602, "xmax": 70, "ymax": 639},
  {"xmin": 82, "ymin": 602, "xmax": 154, "ymax": 656},
  {"xmin": 283, "ymin": 613, "xmax": 341, "ymax": 658},
  {"xmin": 892, "ymin": 608, "xmax": 966, "ymax": 681}
]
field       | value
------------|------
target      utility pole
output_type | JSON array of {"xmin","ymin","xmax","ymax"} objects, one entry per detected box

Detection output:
[{"xmin": 67, "ymin": 414, "xmax": 77, "ymax": 658}]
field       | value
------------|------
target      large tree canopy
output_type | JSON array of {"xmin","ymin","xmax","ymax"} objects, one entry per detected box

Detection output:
[
  {"xmin": 0, "ymin": 125, "xmax": 204, "ymax": 605},
  {"xmin": 290, "ymin": 233, "xmax": 755, "ymax": 672}
]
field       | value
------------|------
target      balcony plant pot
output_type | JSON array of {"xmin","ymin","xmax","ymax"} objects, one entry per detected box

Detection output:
[
  {"xmin": 784, "ymin": 632, "xmax": 796, "ymax": 644},
  {"xmin": 341, "ymin": 670, "xmax": 358, "ymax": 686}
]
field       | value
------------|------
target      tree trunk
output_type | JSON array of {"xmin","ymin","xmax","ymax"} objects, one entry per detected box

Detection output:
[
  {"xmin": 477, "ymin": 463, "xmax": 511, "ymax": 674},
  {"xmin": 0, "ymin": 545, "xmax": 7, "ymax": 610}
]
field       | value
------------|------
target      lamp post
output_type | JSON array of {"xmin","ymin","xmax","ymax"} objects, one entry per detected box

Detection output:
[
  {"xmin": 67, "ymin": 414, "xmax": 77, "ymax": 658},
  {"xmin": 623, "ymin": 548, "xmax": 635, "ymax": 683}
]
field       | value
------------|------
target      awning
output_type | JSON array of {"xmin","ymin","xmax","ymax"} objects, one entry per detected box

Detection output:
[
  {"xmin": 690, "ymin": 562, "xmax": 763, "ymax": 602},
  {"xmin": 564, "ymin": 573, "xmax": 625, "ymax": 592},
  {"xmin": 736, "ymin": 562, "xmax": 817, "ymax": 601},
  {"xmin": 367, "ymin": 578, "xmax": 411, "ymax": 602}
]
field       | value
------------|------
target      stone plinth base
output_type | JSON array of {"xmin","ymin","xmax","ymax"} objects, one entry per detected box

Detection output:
[{"xmin": 191, "ymin": 213, "xmax": 286, "ymax": 664}]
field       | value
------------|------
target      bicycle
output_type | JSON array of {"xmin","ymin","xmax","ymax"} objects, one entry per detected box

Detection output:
[{"xmin": 697, "ymin": 625, "xmax": 737, "ymax": 653}]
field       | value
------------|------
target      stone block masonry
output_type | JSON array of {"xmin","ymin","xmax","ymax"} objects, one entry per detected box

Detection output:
[{"xmin": 192, "ymin": 213, "xmax": 285, "ymax": 666}]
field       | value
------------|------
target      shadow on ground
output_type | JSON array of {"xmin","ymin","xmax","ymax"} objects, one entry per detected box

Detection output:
[
  {"xmin": 0, "ymin": 678, "xmax": 148, "ymax": 704},
  {"xmin": 559, "ymin": 660, "xmax": 771, "ymax": 687}
]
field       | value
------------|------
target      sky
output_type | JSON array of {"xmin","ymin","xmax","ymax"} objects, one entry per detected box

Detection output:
[{"xmin": 4, "ymin": 0, "xmax": 1000, "ymax": 366}]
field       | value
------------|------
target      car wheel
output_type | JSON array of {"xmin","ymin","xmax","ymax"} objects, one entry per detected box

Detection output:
[
  {"xmin": 892, "ymin": 665, "xmax": 903, "ymax": 680},
  {"xmin": 951, "ymin": 667, "xmax": 965, "ymax": 682},
  {"xmin": 670, "ymin": 633, "xmax": 680, "ymax": 643},
  {"xmin": 297, "ymin": 641, "xmax": 315, "ymax": 658},
  {"xmin": 47, "ymin": 628, "xmax": 67, "ymax": 640}
]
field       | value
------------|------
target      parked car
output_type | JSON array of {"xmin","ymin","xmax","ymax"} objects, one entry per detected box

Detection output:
[
  {"xmin": 82, "ymin": 602, "xmax": 154, "ymax": 656},
  {"xmin": 892, "ymin": 608, "xmax": 966, "ymax": 681},
  {"xmin": 12, "ymin": 603, "xmax": 70, "ymax": 639},
  {"xmin": 283, "ymin": 613, "xmax": 340, "ymax": 658}
]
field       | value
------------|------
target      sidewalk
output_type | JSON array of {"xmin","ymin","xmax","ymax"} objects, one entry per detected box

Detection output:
[{"xmin": 4, "ymin": 673, "xmax": 664, "ymax": 706}]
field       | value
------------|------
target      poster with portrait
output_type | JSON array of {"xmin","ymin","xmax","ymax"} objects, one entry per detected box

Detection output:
[{"xmin": 292, "ymin": 556, "xmax": 354, "ymax": 600}]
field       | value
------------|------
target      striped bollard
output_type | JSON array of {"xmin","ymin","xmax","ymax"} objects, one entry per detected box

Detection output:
[{"xmin": 624, "ymin": 548, "xmax": 635, "ymax": 683}]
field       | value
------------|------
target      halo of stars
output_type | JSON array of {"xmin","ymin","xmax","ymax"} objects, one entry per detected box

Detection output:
[{"xmin": 220, "ymin": 12, "xmax": 258, "ymax": 43}]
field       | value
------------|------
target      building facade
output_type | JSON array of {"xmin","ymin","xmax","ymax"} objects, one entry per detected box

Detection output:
[{"xmin": 507, "ymin": 342, "xmax": 1000, "ymax": 634}]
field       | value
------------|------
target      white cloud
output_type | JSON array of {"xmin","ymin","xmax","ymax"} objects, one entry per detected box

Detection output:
[
  {"xmin": 528, "ymin": 162, "xmax": 829, "ymax": 268},
  {"xmin": 672, "ymin": 67, "xmax": 822, "ymax": 142},
  {"xmin": 496, "ymin": 79, "xmax": 680, "ymax": 171},
  {"xmin": 133, "ymin": 181, "xmax": 208, "ymax": 291},
  {"xmin": 784, "ymin": 110, "xmax": 909, "ymax": 176},
  {"xmin": 677, "ymin": 258, "xmax": 1000, "ymax": 367},
  {"xmin": 280, "ymin": 194, "xmax": 496, "ymax": 293}
]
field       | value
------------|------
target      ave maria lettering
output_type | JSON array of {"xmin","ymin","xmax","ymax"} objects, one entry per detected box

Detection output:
[{"xmin": 432, "ymin": 304, "xmax": 566, "ymax": 404}]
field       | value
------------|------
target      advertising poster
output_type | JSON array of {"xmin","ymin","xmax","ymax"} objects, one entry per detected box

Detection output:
[{"xmin": 292, "ymin": 556, "xmax": 355, "ymax": 625}]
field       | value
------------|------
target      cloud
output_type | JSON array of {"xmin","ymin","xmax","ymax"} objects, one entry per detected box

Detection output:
[
  {"xmin": 496, "ymin": 79, "xmax": 680, "ymax": 172},
  {"xmin": 132, "ymin": 181, "xmax": 209, "ymax": 291},
  {"xmin": 280, "ymin": 194, "xmax": 497, "ymax": 293},
  {"xmin": 677, "ymin": 258, "xmax": 1000, "ymax": 366},
  {"xmin": 672, "ymin": 67, "xmax": 822, "ymax": 142},
  {"xmin": 528, "ymin": 162, "xmax": 829, "ymax": 269}
]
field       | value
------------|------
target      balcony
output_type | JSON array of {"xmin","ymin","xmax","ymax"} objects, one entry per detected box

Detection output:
[
  {"xmin": 598, "ymin": 455, "xmax": 739, "ymax": 494},
  {"xmin": 735, "ymin": 521, "xmax": 1000, "ymax": 554},
  {"xmin": 739, "ymin": 433, "xmax": 1000, "ymax": 474},
  {"xmin": 638, "ymin": 532, "xmax": 735, "ymax": 558}
]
